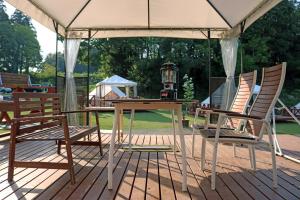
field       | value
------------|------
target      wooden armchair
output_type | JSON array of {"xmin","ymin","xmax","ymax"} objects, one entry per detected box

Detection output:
[
  {"xmin": 8, "ymin": 92, "xmax": 103, "ymax": 184},
  {"xmin": 192, "ymin": 70, "xmax": 257, "ymax": 156},
  {"xmin": 199, "ymin": 63, "xmax": 286, "ymax": 190}
]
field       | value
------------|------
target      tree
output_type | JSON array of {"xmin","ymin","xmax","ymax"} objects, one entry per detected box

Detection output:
[
  {"xmin": 0, "ymin": 0, "xmax": 17, "ymax": 72},
  {"xmin": 0, "ymin": 0, "xmax": 8, "ymax": 22},
  {"xmin": 10, "ymin": 10, "xmax": 42, "ymax": 73},
  {"xmin": 11, "ymin": 10, "xmax": 33, "ymax": 27}
]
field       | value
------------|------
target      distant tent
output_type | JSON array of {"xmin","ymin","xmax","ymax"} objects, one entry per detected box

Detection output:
[
  {"xmin": 294, "ymin": 102, "xmax": 300, "ymax": 109},
  {"xmin": 89, "ymin": 86, "xmax": 126, "ymax": 100},
  {"xmin": 96, "ymin": 75, "xmax": 137, "ymax": 98},
  {"xmin": 201, "ymin": 84, "xmax": 261, "ymax": 106}
]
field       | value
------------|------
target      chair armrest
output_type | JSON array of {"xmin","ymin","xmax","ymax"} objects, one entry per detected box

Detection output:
[
  {"xmin": 225, "ymin": 113, "xmax": 263, "ymax": 121},
  {"xmin": 195, "ymin": 108, "xmax": 236, "ymax": 115},
  {"xmin": 11, "ymin": 115, "xmax": 66, "ymax": 124},
  {"xmin": 211, "ymin": 109, "xmax": 238, "ymax": 114}
]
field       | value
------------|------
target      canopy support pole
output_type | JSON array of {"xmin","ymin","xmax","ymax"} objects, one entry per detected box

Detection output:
[
  {"xmin": 240, "ymin": 21, "xmax": 246, "ymax": 74},
  {"xmin": 54, "ymin": 21, "xmax": 59, "ymax": 92},
  {"xmin": 87, "ymin": 30, "xmax": 91, "ymax": 125},
  {"xmin": 208, "ymin": 30, "xmax": 212, "ymax": 108}
]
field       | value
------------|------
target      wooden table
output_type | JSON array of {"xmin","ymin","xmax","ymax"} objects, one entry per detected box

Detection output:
[{"xmin": 107, "ymin": 99, "xmax": 187, "ymax": 191}]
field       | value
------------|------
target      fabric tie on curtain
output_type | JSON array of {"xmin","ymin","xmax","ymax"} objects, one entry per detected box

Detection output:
[
  {"xmin": 64, "ymin": 38, "xmax": 81, "ymax": 125},
  {"xmin": 220, "ymin": 37, "xmax": 239, "ymax": 110}
]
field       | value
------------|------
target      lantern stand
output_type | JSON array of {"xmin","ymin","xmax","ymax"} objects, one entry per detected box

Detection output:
[{"xmin": 160, "ymin": 62, "xmax": 178, "ymax": 100}]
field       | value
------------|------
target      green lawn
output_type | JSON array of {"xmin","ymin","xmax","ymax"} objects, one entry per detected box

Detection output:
[
  {"xmin": 276, "ymin": 122, "xmax": 300, "ymax": 135},
  {"xmin": 1, "ymin": 110, "xmax": 299, "ymax": 136},
  {"xmin": 93, "ymin": 110, "xmax": 197, "ymax": 130}
]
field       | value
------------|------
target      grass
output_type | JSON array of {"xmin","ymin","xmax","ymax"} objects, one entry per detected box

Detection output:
[
  {"xmin": 1, "ymin": 110, "xmax": 299, "ymax": 136},
  {"xmin": 276, "ymin": 122, "xmax": 300, "ymax": 135},
  {"xmin": 92, "ymin": 110, "xmax": 197, "ymax": 130}
]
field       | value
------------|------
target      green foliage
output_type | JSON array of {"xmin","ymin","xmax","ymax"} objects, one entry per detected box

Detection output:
[
  {"xmin": 183, "ymin": 74, "xmax": 194, "ymax": 102},
  {"xmin": 0, "ymin": 7, "xmax": 41, "ymax": 74},
  {"xmin": 182, "ymin": 74, "xmax": 194, "ymax": 117}
]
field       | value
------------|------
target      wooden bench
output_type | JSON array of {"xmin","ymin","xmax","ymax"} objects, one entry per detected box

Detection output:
[{"xmin": 8, "ymin": 92, "xmax": 103, "ymax": 184}]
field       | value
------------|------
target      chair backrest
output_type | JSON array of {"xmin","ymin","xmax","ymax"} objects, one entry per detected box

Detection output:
[
  {"xmin": 226, "ymin": 70, "xmax": 257, "ymax": 129},
  {"xmin": 0, "ymin": 72, "xmax": 31, "ymax": 88},
  {"xmin": 246, "ymin": 63, "xmax": 286, "ymax": 138},
  {"xmin": 12, "ymin": 92, "xmax": 62, "ymax": 135}
]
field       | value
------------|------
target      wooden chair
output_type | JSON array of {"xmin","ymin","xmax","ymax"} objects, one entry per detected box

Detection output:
[
  {"xmin": 199, "ymin": 63, "xmax": 286, "ymax": 190},
  {"xmin": 8, "ymin": 92, "xmax": 103, "ymax": 184},
  {"xmin": 192, "ymin": 70, "xmax": 257, "ymax": 156}
]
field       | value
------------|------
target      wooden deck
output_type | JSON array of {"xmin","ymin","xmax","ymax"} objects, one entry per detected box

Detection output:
[{"xmin": 0, "ymin": 130, "xmax": 300, "ymax": 200}]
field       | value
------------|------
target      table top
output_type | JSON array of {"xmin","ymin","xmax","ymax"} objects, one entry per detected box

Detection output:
[{"xmin": 104, "ymin": 99, "xmax": 187, "ymax": 103}]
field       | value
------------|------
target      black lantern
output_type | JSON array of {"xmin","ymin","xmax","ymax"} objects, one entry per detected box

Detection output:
[{"xmin": 160, "ymin": 62, "xmax": 178, "ymax": 100}]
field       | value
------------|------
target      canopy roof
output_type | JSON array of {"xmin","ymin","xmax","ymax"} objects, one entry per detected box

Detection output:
[
  {"xmin": 5, "ymin": 0, "xmax": 281, "ymax": 39},
  {"xmin": 96, "ymin": 75, "xmax": 137, "ymax": 87}
]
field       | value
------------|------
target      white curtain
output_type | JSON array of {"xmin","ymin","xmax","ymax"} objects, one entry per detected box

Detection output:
[
  {"xmin": 64, "ymin": 38, "xmax": 81, "ymax": 125},
  {"xmin": 220, "ymin": 37, "xmax": 239, "ymax": 110}
]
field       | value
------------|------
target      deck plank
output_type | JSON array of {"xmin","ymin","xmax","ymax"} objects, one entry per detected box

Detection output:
[
  {"xmin": 0, "ymin": 131, "xmax": 299, "ymax": 200},
  {"xmin": 163, "ymin": 135, "xmax": 191, "ymax": 200},
  {"xmin": 100, "ymin": 135, "xmax": 143, "ymax": 200},
  {"xmin": 168, "ymin": 135, "xmax": 206, "ymax": 200},
  {"xmin": 32, "ymin": 134, "xmax": 109, "ymax": 200},
  {"xmin": 130, "ymin": 135, "xmax": 150, "ymax": 200},
  {"xmin": 158, "ymin": 136, "xmax": 176, "ymax": 200}
]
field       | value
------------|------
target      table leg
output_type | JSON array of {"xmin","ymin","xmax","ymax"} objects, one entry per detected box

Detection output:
[
  {"xmin": 117, "ymin": 110, "xmax": 121, "ymax": 143},
  {"xmin": 120, "ymin": 110, "xmax": 124, "ymax": 139},
  {"xmin": 176, "ymin": 106, "xmax": 187, "ymax": 191},
  {"xmin": 129, "ymin": 109, "xmax": 135, "ymax": 152},
  {"xmin": 108, "ymin": 108, "xmax": 119, "ymax": 190},
  {"xmin": 171, "ymin": 109, "xmax": 176, "ymax": 153}
]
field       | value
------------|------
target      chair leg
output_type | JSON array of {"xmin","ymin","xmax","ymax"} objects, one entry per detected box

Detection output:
[
  {"xmin": 267, "ymin": 125, "xmax": 278, "ymax": 188},
  {"xmin": 192, "ymin": 127, "xmax": 196, "ymax": 157},
  {"xmin": 57, "ymin": 140, "xmax": 62, "ymax": 154},
  {"xmin": 8, "ymin": 125, "xmax": 17, "ymax": 182},
  {"xmin": 211, "ymin": 141, "xmax": 219, "ymax": 190},
  {"xmin": 233, "ymin": 143, "xmax": 237, "ymax": 157},
  {"xmin": 270, "ymin": 143, "xmax": 277, "ymax": 187},
  {"xmin": 248, "ymin": 145, "xmax": 254, "ymax": 170},
  {"xmin": 201, "ymin": 138, "xmax": 206, "ymax": 170},
  {"xmin": 65, "ymin": 139, "xmax": 75, "ymax": 184},
  {"xmin": 251, "ymin": 145, "xmax": 256, "ymax": 171}
]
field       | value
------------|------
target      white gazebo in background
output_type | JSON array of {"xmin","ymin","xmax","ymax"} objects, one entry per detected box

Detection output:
[{"xmin": 96, "ymin": 75, "xmax": 137, "ymax": 98}]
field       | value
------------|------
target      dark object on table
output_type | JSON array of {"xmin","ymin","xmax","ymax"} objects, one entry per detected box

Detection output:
[{"xmin": 160, "ymin": 62, "xmax": 178, "ymax": 100}]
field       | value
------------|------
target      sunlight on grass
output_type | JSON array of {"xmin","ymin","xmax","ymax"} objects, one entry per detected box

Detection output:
[{"xmin": 92, "ymin": 110, "xmax": 202, "ymax": 130}]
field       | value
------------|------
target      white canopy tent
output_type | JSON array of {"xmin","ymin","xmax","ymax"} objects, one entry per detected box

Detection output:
[
  {"xmin": 3, "ymin": 0, "xmax": 282, "ymax": 119},
  {"xmin": 96, "ymin": 75, "xmax": 137, "ymax": 98},
  {"xmin": 5, "ymin": 0, "xmax": 281, "ymax": 39}
]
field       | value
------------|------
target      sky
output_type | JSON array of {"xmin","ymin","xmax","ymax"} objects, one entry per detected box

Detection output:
[{"xmin": 4, "ymin": 2, "xmax": 64, "ymax": 59}]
